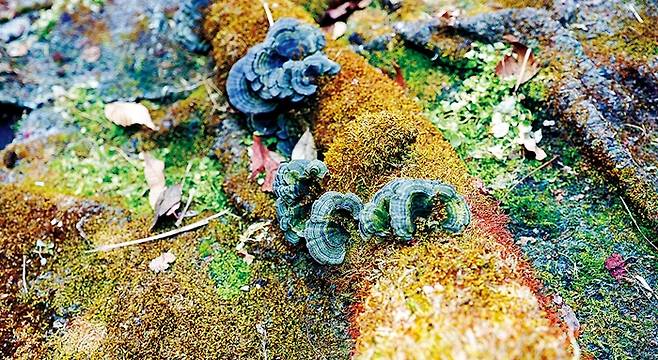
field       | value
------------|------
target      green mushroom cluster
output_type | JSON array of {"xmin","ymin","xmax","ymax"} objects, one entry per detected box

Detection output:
[{"xmin": 273, "ymin": 160, "xmax": 472, "ymax": 265}]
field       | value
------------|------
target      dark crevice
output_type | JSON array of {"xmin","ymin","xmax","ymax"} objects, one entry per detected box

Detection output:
[{"xmin": 0, "ymin": 103, "xmax": 27, "ymax": 150}]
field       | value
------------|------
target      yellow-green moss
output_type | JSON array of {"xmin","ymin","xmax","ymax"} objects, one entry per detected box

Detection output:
[{"xmin": 203, "ymin": 0, "xmax": 313, "ymax": 77}]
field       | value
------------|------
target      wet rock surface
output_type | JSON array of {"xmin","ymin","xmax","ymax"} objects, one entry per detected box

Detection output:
[{"xmin": 0, "ymin": 0, "xmax": 211, "ymax": 110}]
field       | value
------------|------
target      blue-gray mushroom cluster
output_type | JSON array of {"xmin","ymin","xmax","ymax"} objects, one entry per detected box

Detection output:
[
  {"xmin": 226, "ymin": 18, "xmax": 340, "ymax": 115},
  {"xmin": 273, "ymin": 160, "xmax": 471, "ymax": 265},
  {"xmin": 273, "ymin": 160, "xmax": 329, "ymax": 245}
]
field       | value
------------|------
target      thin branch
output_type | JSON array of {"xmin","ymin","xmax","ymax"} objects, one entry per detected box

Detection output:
[
  {"xmin": 261, "ymin": 1, "xmax": 274, "ymax": 27},
  {"xmin": 88, "ymin": 210, "xmax": 230, "ymax": 253},
  {"xmin": 619, "ymin": 196, "xmax": 658, "ymax": 252},
  {"xmin": 175, "ymin": 189, "xmax": 196, "ymax": 227},
  {"xmin": 503, "ymin": 155, "xmax": 559, "ymax": 197},
  {"xmin": 22, "ymin": 255, "xmax": 28, "ymax": 294},
  {"xmin": 627, "ymin": 3, "xmax": 644, "ymax": 23}
]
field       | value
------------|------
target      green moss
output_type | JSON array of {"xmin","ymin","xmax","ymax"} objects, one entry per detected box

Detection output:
[
  {"xmin": 199, "ymin": 236, "xmax": 251, "ymax": 299},
  {"xmin": 36, "ymin": 86, "xmax": 227, "ymax": 215},
  {"xmin": 365, "ymin": 44, "xmax": 456, "ymax": 104}
]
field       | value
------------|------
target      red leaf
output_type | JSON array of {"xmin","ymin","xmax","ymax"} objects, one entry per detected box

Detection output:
[
  {"xmin": 392, "ymin": 63, "xmax": 406, "ymax": 88},
  {"xmin": 249, "ymin": 135, "xmax": 282, "ymax": 192},
  {"xmin": 604, "ymin": 253, "xmax": 627, "ymax": 281}
]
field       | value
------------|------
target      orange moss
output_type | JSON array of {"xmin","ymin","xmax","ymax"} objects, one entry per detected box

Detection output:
[
  {"xmin": 222, "ymin": 158, "xmax": 277, "ymax": 220},
  {"xmin": 313, "ymin": 50, "xmax": 418, "ymax": 148},
  {"xmin": 203, "ymin": 0, "xmax": 313, "ymax": 77}
]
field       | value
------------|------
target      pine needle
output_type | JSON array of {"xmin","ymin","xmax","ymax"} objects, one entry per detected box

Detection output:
[{"xmin": 88, "ymin": 210, "xmax": 230, "ymax": 253}]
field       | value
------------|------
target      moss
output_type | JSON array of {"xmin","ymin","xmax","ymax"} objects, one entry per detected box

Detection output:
[
  {"xmin": 365, "ymin": 43, "xmax": 456, "ymax": 104},
  {"xmin": 0, "ymin": 184, "xmax": 95, "ymax": 358},
  {"xmin": 200, "ymin": 236, "xmax": 251, "ymax": 299},
  {"xmin": 202, "ymin": 0, "xmax": 313, "ymax": 78},
  {"xmin": 585, "ymin": 16, "xmax": 658, "ymax": 65}
]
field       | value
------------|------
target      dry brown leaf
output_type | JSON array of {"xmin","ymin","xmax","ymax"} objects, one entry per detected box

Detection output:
[
  {"xmin": 291, "ymin": 129, "xmax": 317, "ymax": 161},
  {"xmin": 150, "ymin": 184, "xmax": 182, "ymax": 231},
  {"xmin": 142, "ymin": 152, "xmax": 166, "ymax": 209},
  {"xmin": 104, "ymin": 102, "xmax": 158, "ymax": 130},
  {"xmin": 494, "ymin": 43, "xmax": 540, "ymax": 90},
  {"xmin": 392, "ymin": 62, "xmax": 406, "ymax": 88}
]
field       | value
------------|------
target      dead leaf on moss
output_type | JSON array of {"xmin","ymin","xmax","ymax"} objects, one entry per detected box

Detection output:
[
  {"xmin": 435, "ymin": 8, "xmax": 460, "ymax": 26},
  {"xmin": 249, "ymin": 135, "xmax": 282, "ymax": 192},
  {"xmin": 236, "ymin": 221, "xmax": 271, "ymax": 264},
  {"xmin": 104, "ymin": 102, "xmax": 158, "ymax": 130},
  {"xmin": 150, "ymin": 184, "xmax": 182, "ymax": 230},
  {"xmin": 322, "ymin": 21, "xmax": 347, "ymax": 40},
  {"xmin": 142, "ymin": 152, "xmax": 166, "ymax": 209},
  {"xmin": 149, "ymin": 250, "xmax": 176, "ymax": 272},
  {"xmin": 495, "ymin": 42, "xmax": 540, "ymax": 91},
  {"xmin": 291, "ymin": 129, "xmax": 317, "ymax": 161}
]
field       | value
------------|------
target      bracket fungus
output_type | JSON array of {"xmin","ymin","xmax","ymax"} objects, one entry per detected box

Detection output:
[
  {"xmin": 303, "ymin": 191, "xmax": 364, "ymax": 265},
  {"xmin": 273, "ymin": 159, "xmax": 329, "ymax": 244},
  {"xmin": 226, "ymin": 18, "xmax": 340, "ymax": 115},
  {"xmin": 359, "ymin": 179, "xmax": 471, "ymax": 241}
]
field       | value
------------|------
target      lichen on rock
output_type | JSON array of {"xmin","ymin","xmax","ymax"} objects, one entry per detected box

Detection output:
[
  {"xmin": 359, "ymin": 178, "xmax": 471, "ymax": 241},
  {"xmin": 226, "ymin": 17, "xmax": 340, "ymax": 114}
]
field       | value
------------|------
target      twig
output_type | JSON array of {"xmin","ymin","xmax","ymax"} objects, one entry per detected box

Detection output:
[
  {"xmin": 22, "ymin": 255, "xmax": 28, "ymax": 294},
  {"xmin": 87, "ymin": 210, "xmax": 230, "ymax": 253},
  {"xmin": 619, "ymin": 196, "xmax": 658, "ymax": 252},
  {"xmin": 261, "ymin": 1, "xmax": 274, "ymax": 27},
  {"xmin": 627, "ymin": 3, "xmax": 644, "ymax": 23},
  {"xmin": 175, "ymin": 189, "xmax": 196, "ymax": 227},
  {"xmin": 110, "ymin": 146, "xmax": 140, "ymax": 169},
  {"xmin": 514, "ymin": 46, "xmax": 532, "ymax": 92},
  {"xmin": 203, "ymin": 78, "xmax": 224, "ymax": 113},
  {"xmin": 503, "ymin": 155, "xmax": 559, "ymax": 197}
]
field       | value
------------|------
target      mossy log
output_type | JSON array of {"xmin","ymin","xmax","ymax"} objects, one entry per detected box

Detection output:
[{"xmin": 204, "ymin": 1, "xmax": 571, "ymax": 358}]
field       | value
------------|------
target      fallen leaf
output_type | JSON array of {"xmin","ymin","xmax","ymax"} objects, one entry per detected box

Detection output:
[
  {"xmin": 150, "ymin": 184, "xmax": 182, "ymax": 230},
  {"xmin": 502, "ymin": 34, "xmax": 520, "ymax": 43},
  {"xmin": 633, "ymin": 274, "xmax": 654, "ymax": 294},
  {"xmin": 604, "ymin": 253, "xmax": 626, "ymax": 281},
  {"xmin": 149, "ymin": 250, "xmax": 176, "ymax": 272},
  {"xmin": 392, "ymin": 62, "xmax": 406, "ymax": 88},
  {"xmin": 320, "ymin": 0, "xmax": 372, "ymax": 25},
  {"xmin": 142, "ymin": 152, "xmax": 166, "ymax": 209},
  {"xmin": 559, "ymin": 302, "xmax": 580, "ymax": 335},
  {"xmin": 291, "ymin": 129, "xmax": 317, "ymax": 161},
  {"xmin": 104, "ymin": 102, "xmax": 158, "ymax": 130},
  {"xmin": 236, "ymin": 221, "xmax": 271, "ymax": 264},
  {"xmin": 495, "ymin": 42, "xmax": 540, "ymax": 90},
  {"xmin": 81, "ymin": 46, "xmax": 101, "ymax": 63},
  {"xmin": 435, "ymin": 8, "xmax": 460, "ymax": 26},
  {"xmin": 323, "ymin": 21, "xmax": 347, "ymax": 40},
  {"xmin": 249, "ymin": 135, "xmax": 282, "ymax": 192}
]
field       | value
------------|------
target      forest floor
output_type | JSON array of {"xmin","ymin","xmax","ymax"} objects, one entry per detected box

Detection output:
[{"xmin": 0, "ymin": 0, "xmax": 657, "ymax": 359}]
